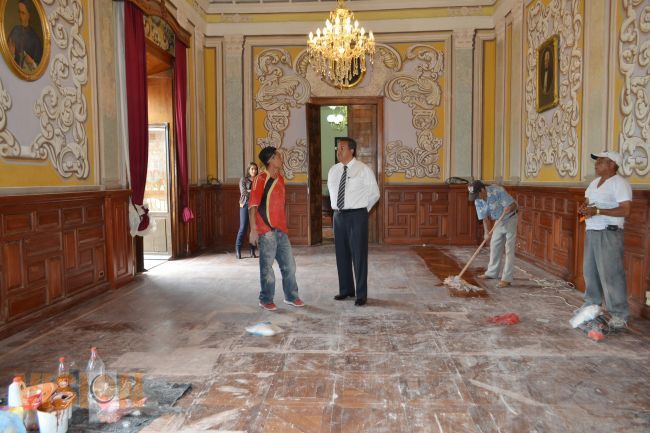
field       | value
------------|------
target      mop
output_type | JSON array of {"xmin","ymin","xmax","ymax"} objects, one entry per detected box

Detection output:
[{"xmin": 444, "ymin": 212, "xmax": 506, "ymax": 297}]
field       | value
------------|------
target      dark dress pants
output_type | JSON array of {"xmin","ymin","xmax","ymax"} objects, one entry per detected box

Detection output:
[{"xmin": 333, "ymin": 208, "xmax": 368, "ymax": 301}]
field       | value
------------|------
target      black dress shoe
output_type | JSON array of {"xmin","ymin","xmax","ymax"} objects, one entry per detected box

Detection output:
[
  {"xmin": 334, "ymin": 294, "xmax": 351, "ymax": 300},
  {"xmin": 354, "ymin": 298, "xmax": 367, "ymax": 306}
]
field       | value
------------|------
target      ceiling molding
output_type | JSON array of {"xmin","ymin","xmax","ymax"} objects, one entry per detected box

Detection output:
[
  {"xmin": 206, "ymin": 16, "xmax": 494, "ymax": 36},
  {"xmin": 199, "ymin": 0, "xmax": 498, "ymax": 15}
]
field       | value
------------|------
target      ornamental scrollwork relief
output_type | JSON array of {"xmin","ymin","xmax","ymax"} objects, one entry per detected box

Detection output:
[
  {"xmin": 295, "ymin": 43, "xmax": 401, "ymax": 97},
  {"xmin": 384, "ymin": 45, "xmax": 444, "ymax": 178},
  {"xmin": 255, "ymin": 48, "xmax": 310, "ymax": 179},
  {"xmin": 524, "ymin": 0, "xmax": 582, "ymax": 178},
  {"xmin": 0, "ymin": 0, "xmax": 89, "ymax": 179},
  {"xmin": 618, "ymin": 0, "xmax": 650, "ymax": 176},
  {"xmin": 0, "ymin": 78, "xmax": 19, "ymax": 158}
]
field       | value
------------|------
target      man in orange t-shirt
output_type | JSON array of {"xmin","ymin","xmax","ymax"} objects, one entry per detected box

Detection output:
[{"xmin": 249, "ymin": 146, "xmax": 304, "ymax": 311}]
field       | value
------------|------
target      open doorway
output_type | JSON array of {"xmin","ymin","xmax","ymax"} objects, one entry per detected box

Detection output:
[
  {"xmin": 306, "ymin": 97, "xmax": 384, "ymax": 245},
  {"xmin": 142, "ymin": 40, "xmax": 174, "ymax": 269},
  {"xmin": 321, "ymin": 106, "xmax": 348, "ymax": 242}
]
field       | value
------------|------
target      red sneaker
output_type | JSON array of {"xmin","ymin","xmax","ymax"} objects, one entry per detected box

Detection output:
[
  {"xmin": 259, "ymin": 301, "xmax": 277, "ymax": 311},
  {"xmin": 284, "ymin": 298, "xmax": 305, "ymax": 307}
]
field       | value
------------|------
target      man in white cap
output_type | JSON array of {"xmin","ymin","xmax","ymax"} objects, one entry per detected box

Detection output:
[{"xmin": 575, "ymin": 151, "xmax": 632, "ymax": 332}]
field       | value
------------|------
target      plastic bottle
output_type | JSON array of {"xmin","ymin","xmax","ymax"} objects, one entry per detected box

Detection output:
[
  {"xmin": 56, "ymin": 356, "xmax": 71, "ymax": 391},
  {"xmin": 7, "ymin": 376, "xmax": 25, "ymax": 407},
  {"xmin": 23, "ymin": 402, "xmax": 39, "ymax": 431},
  {"xmin": 86, "ymin": 347, "xmax": 105, "ymax": 395}
]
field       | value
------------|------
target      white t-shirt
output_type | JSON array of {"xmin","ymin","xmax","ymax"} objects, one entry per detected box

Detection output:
[{"xmin": 584, "ymin": 174, "xmax": 632, "ymax": 230}]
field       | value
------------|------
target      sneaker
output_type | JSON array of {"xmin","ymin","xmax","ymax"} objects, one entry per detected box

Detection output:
[
  {"xmin": 284, "ymin": 298, "xmax": 305, "ymax": 307},
  {"xmin": 259, "ymin": 301, "xmax": 277, "ymax": 311},
  {"xmin": 606, "ymin": 316, "xmax": 628, "ymax": 333},
  {"xmin": 496, "ymin": 280, "xmax": 511, "ymax": 288}
]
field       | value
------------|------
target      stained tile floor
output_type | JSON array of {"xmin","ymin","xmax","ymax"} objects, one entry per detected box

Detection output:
[{"xmin": 1, "ymin": 245, "xmax": 649, "ymax": 432}]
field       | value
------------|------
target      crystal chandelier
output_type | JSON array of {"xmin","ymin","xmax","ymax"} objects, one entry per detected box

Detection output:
[{"xmin": 307, "ymin": 0, "xmax": 375, "ymax": 88}]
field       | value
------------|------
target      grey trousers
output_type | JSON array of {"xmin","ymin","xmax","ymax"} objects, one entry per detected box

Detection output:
[
  {"xmin": 485, "ymin": 214, "xmax": 518, "ymax": 282},
  {"xmin": 583, "ymin": 229, "xmax": 629, "ymax": 321}
]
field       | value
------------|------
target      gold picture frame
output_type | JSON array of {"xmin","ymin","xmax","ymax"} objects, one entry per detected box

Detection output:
[
  {"xmin": 0, "ymin": 0, "xmax": 51, "ymax": 81},
  {"xmin": 536, "ymin": 34, "xmax": 559, "ymax": 113}
]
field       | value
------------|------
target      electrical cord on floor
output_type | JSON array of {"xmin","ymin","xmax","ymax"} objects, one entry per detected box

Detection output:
[{"xmin": 515, "ymin": 265, "xmax": 581, "ymax": 309}]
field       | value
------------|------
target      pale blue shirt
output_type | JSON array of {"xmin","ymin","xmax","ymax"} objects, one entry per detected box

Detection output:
[{"xmin": 474, "ymin": 185, "xmax": 515, "ymax": 221}]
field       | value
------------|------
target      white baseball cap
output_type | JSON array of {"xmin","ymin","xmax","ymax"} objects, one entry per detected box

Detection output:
[{"xmin": 590, "ymin": 151, "xmax": 622, "ymax": 167}]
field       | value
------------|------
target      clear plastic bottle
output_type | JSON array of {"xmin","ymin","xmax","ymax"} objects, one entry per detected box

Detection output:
[
  {"xmin": 23, "ymin": 401, "xmax": 39, "ymax": 431},
  {"xmin": 56, "ymin": 356, "xmax": 71, "ymax": 391},
  {"xmin": 86, "ymin": 347, "xmax": 105, "ymax": 396}
]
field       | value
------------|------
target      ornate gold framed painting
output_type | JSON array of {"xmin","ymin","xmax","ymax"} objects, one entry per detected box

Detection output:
[
  {"xmin": 536, "ymin": 34, "xmax": 559, "ymax": 113},
  {"xmin": 0, "ymin": 0, "xmax": 51, "ymax": 81}
]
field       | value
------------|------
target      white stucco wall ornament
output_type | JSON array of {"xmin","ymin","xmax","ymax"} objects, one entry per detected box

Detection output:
[
  {"xmin": 255, "ymin": 48, "xmax": 310, "ymax": 179},
  {"xmin": 385, "ymin": 45, "xmax": 445, "ymax": 178},
  {"xmin": 524, "ymin": 0, "xmax": 582, "ymax": 178},
  {"xmin": 295, "ymin": 43, "xmax": 402, "ymax": 97},
  {"xmin": 0, "ymin": 0, "xmax": 89, "ymax": 179},
  {"xmin": 618, "ymin": 0, "xmax": 650, "ymax": 176}
]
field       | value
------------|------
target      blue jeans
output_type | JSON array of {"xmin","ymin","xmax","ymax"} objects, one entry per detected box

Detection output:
[
  {"xmin": 235, "ymin": 205, "xmax": 249, "ymax": 249},
  {"xmin": 583, "ymin": 229, "xmax": 629, "ymax": 321},
  {"xmin": 258, "ymin": 229, "xmax": 299, "ymax": 304}
]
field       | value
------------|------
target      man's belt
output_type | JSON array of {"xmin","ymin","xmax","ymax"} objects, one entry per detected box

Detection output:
[{"xmin": 336, "ymin": 208, "xmax": 366, "ymax": 213}]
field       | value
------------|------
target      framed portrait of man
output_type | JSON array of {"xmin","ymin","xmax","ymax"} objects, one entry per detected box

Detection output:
[
  {"xmin": 536, "ymin": 34, "xmax": 559, "ymax": 113},
  {"xmin": 0, "ymin": 0, "xmax": 51, "ymax": 81}
]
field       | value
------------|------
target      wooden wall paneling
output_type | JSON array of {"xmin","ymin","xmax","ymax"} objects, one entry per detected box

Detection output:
[
  {"xmin": 624, "ymin": 192, "xmax": 650, "ymax": 317},
  {"xmin": 218, "ymin": 185, "xmax": 243, "ymax": 248},
  {"xmin": 47, "ymin": 256, "xmax": 63, "ymax": 302},
  {"xmin": 201, "ymin": 186, "xmax": 219, "ymax": 248},
  {"xmin": 188, "ymin": 186, "xmax": 200, "ymax": 254},
  {"xmin": 0, "ymin": 242, "xmax": 4, "ymax": 324},
  {"xmin": 285, "ymin": 185, "xmax": 309, "ymax": 246},
  {"xmin": 104, "ymin": 191, "xmax": 135, "ymax": 289},
  {"xmin": 383, "ymin": 185, "xmax": 477, "ymax": 245},
  {"xmin": 4, "ymin": 241, "xmax": 23, "ymax": 291},
  {"xmin": 0, "ymin": 191, "xmax": 138, "ymax": 338}
]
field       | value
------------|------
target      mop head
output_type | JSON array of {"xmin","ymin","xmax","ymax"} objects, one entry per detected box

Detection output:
[{"xmin": 444, "ymin": 275, "xmax": 488, "ymax": 298}]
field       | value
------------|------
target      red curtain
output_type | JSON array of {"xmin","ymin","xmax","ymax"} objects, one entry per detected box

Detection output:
[
  {"xmin": 174, "ymin": 37, "xmax": 194, "ymax": 222},
  {"xmin": 124, "ymin": 2, "xmax": 149, "ymax": 230}
]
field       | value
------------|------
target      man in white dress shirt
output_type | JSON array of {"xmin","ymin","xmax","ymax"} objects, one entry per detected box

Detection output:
[
  {"xmin": 575, "ymin": 151, "xmax": 632, "ymax": 332},
  {"xmin": 327, "ymin": 137, "xmax": 380, "ymax": 306}
]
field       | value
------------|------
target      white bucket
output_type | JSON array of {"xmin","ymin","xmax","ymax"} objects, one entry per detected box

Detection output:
[{"xmin": 36, "ymin": 406, "xmax": 71, "ymax": 433}]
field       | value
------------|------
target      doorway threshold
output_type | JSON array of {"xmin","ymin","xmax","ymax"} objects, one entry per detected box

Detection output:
[{"xmin": 144, "ymin": 254, "xmax": 171, "ymax": 271}]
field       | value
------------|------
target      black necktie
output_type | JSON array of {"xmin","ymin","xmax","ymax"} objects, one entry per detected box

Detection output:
[{"xmin": 337, "ymin": 165, "xmax": 347, "ymax": 210}]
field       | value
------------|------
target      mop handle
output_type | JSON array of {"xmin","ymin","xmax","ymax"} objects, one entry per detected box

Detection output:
[{"xmin": 457, "ymin": 211, "xmax": 507, "ymax": 280}]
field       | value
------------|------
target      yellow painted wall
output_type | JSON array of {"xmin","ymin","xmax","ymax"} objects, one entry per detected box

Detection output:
[
  {"xmin": 0, "ymin": 2, "xmax": 95, "ymax": 187},
  {"xmin": 188, "ymin": 38, "xmax": 197, "ymax": 184},
  {"xmin": 204, "ymin": 47, "xmax": 218, "ymax": 180},
  {"xmin": 482, "ymin": 39, "xmax": 496, "ymax": 181},
  {"xmin": 505, "ymin": 23, "xmax": 512, "ymax": 179}
]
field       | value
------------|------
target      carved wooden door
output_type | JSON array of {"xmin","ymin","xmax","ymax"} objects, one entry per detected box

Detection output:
[
  {"xmin": 347, "ymin": 104, "xmax": 378, "ymax": 243},
  {"xmin": 306, "ymin": 103, "xmax": 323, "ymax": 245}
]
